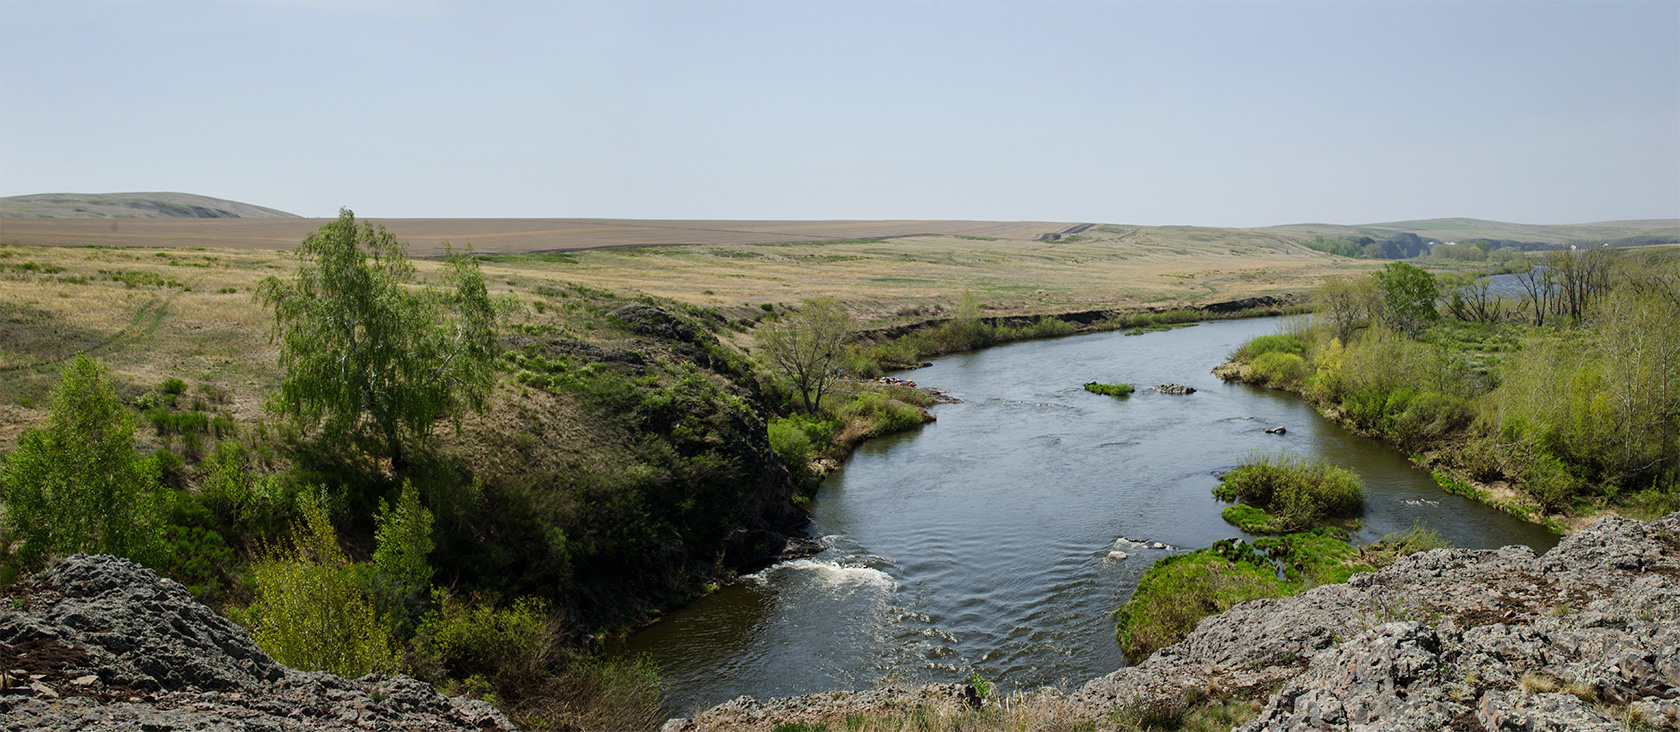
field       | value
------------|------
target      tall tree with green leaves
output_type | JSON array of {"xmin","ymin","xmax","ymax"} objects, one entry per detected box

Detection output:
[
  {"xmin": 754, "ymin": 297, "xmax": 853, "ymax": 413},
  {"xmin": 257, "ymin": 208, "xmax": 504, "ymax": 469},
  {"xmin": 0, "ymin": 354, "xmax": 160, "ymax": 570},
  {"xmin": 1374, "ymin": 261, "xmax": 1440, "ymax": 338}
]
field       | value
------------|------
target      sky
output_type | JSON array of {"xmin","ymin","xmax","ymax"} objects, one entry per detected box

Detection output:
[{"xmin": 1, "ymin": 1, "xmax": 1677, "ymax": 227}]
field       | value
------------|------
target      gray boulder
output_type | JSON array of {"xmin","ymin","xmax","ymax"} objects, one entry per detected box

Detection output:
[{"xmin": 0, "ymin": 554, "xmax": 515, "ymax": 731}]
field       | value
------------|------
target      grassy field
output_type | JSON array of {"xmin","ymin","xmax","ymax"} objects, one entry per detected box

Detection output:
[
  {"xmin": 0, "ymin": 217, "xmax": 1082, "ymax": 256},
  {"xmin": 0, "ymin": 222, "xmax": 1351, "ymax": 447},
  {"xmin": 9, "ymin": 213, "xmax": 1674, "ymax": 446}
]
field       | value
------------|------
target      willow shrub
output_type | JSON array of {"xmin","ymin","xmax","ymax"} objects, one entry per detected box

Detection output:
[
  {"xmin": 412, "ymin": 590, "xmax": 667, "ymax": 732},
  {"xmin": 1249, "ymin": 351, "xmax": 1309, "ymax": 389},
  {"xmin": 1213, "ymin": 452, "xmax": 1363, "ymax": 531},
  {"xmin": 242, "ymin": 491, "xmax": 400, "ymax": 678}
]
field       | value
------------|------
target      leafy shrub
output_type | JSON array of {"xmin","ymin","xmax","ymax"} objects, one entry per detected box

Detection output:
[
  {"xmin": 241, "ymin": 491, "xmax": 400, "ymax": 677},
  {"xmin": 1232, "ymin": 333, "xmax": 1308, "ymax": 362},
  {"xmin": 412, "ymin": 589, "xmax": 666, "ymax": 731},
  {"xmin": 1388, "ymin": 391, "xmax": 1471, "ymax": 449},
  {"xmin": 155, "ymin": 489, "xmax": 237, "ymax": 599},
  {"xmin": 767, "ymin": 417, "xmax": 814, "ymax": 468},
  {"xmin": 201, "ymin": 439, "xmax": 297, "ymax": 534},
  {"xmin": 369, "ymin": 480, "xmax": 435, "ymax": 622},
  {"xmin": 1250, "ymin": 351, "xmax": 1308, "ymax": 389},
  {"xmin": 415, "ymin": 590, "xmax": 552, "ymax": 680},
  {"xmin": 0, "ymin": 354, "xmax": 162, "ymax": 570},
  {"xmin": 1520, "ymin": 449, "xmax": 1582, "ymax": 512},
  {"xmin": 1213, "ymin": 452, "xmax": 1363, "ymax": 530}
]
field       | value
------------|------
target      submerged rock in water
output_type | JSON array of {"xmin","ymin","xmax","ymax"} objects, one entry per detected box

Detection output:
[
  {"xmin": 0, "ymin": 554, "xmax": 515, "ymax": 731},
  {"xmin": 1154, "ymin": 384, "xmax": 1196, "ymax": 395}
]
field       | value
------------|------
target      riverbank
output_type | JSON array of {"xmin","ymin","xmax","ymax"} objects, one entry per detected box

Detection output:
[
  {"xmin": 664, "ymin": 511, "xmax": 1680, "ymax": 731},
  {"xmin": 616, "ymin": 315, "xmax": 1559, "ymax": 715},
  {"xmin": 777, "ymin": 294, "xmax": 1310, "ymax": 486},
  {"xmin": 1215, "ymin": 353, "xmax": 1578, "ymax": 535}
]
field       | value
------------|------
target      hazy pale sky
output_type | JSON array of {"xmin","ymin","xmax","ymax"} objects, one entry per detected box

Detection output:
[{"xmin": 2, "ymin": 0, "xmax": 1676, "ymax": 227}]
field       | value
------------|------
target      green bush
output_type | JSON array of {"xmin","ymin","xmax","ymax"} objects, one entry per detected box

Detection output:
[
  {"xmin": 1232, "ymin": 333, "xmax": 1308, "ymax": 362},
  {"xmin": 154, "ymin": 489, "xmax": 237, "ymax": 599},
  {"xmin": 370, "ymin": 480, "xmax": 435, "ymax": 622},
  {"xmin": 1250, "ymin": 351, "xmax": 1308, "ymax": 389},
  {"xmin": 415, "ymin": 589, "xmax": 552, "ymax": 680},
  {"xmin": 767, "ymin": 417, "xmax": 814, "ymax": 468},
  {"xmin": 241, "ymin": 491, "xmax": 400, "ymax": 677},
  {"xmin": 1212, "ymin": 452, "xmax": 1363, "ymax": 530},
  {"xmin": 1388, "ymin": 391, "xmax": 1471, "ymax": 448},
  {"xmin": 0, "ymin": 354, "xmax": 162, "ymax": 570}
]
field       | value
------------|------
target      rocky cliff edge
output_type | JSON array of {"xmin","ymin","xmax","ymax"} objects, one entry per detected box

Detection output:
[
  {"xmin": 0, "ymin": 554, "xmax": 515, "ymax": 731},
  {"xmin": 669, "ymin": 512, "xmax": 1680, "ymax": 731}
]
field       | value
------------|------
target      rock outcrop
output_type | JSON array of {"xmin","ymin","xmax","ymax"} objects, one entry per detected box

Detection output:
[
  {"xmin": 672, "ymin": 512, "xmax": 1680, "ymax": 731},
  {"xmin": 0, "ymin": 554, "xmax": 515, "ymax": 731}
]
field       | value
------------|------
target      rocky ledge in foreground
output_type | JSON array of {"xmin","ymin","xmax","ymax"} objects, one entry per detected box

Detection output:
[
  {"xmin": 0, "ymin": 554, "xmax": 514, "ymax": 732},
  {"xmin": 669, "ymin": 512, "xmax": 1680, "ymax": 731}
]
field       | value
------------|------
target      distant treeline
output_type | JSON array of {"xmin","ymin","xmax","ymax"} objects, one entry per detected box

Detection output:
[
  {"xmin": 1303, "ymin": 233, "xmax": 1432, "ymax": 260},
  {"xmin": 1308, "ymin": 233, "xmax": 1680, "ymax": 262}
]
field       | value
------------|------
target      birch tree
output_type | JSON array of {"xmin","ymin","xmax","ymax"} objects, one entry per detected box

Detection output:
[{"xmin": 257, "ymin": 209, "xmax": 504, "ymax": 469}]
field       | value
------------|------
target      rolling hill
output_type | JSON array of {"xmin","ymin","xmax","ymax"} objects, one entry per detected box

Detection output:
[
  {"xmin": 0, "ymin": 192, "xmax": 299, "ymax": 219},
  {"xmin": 1264, "ymin": 217, "xmax": 1680, "ymax": 247}
]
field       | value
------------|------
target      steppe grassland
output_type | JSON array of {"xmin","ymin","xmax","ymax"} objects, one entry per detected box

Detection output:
[
  {"xmin": 535, "ymin": 225, "xmax": 1367, "ymax": 323},
  {"xmin": 1, "ymin": 228, "xmax": 1366, "ymax": 446}
]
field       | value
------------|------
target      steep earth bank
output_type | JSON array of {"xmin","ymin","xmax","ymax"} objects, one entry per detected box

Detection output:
[
  {"xmin": 0, "ymin": 554, "xmax": 513, "ymax": 731},
  {"xmin": 666, "ymin": 512, "xmax": 1680, "ymax": 731}
]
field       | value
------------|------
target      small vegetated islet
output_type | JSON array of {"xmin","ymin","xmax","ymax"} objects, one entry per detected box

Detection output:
[{"xmin": 1083, "ymin": 382, "xmax": 1135, "ymax": 397}]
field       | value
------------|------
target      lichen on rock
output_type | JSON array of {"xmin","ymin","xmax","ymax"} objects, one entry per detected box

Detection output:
[{"xmin": 0, "ymin": 554, "xmax": 515, "ymax": 731}]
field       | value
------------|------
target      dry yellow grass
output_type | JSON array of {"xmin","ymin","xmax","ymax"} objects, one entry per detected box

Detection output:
[
  {"xmin": 538, "ymin": 224, "xmax": 1366, "ymax": 323},
  {"xmin": 1, "ymin": 220, "xmax": 1373, "ymax": 448},
  {"xmin": 0, "ymin": 217, "xmax": 1082, "ymax": 256}
]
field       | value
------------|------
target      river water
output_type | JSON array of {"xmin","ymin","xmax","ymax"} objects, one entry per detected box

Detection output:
[{"xmin": 616, "ymin": 316, "xmax": 1558, "ymax": 715}]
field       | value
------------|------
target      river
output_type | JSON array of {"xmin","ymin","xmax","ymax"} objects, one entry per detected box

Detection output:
[{"xmin": 615, "ymin": 316, "xmax": 1558, "ymax": 715}]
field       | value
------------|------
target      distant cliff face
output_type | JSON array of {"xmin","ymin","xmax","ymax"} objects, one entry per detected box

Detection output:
[
  {"xmin": 669, "ymin": 512, "xmax": 1680, "ymax": 732},
  {"xmin": 0, "ymin": 554, "xmax": 513, "ymax": 731},
  {"xmin": 0, "ymin": 192, "xmax": 300, "ymax": 219}
]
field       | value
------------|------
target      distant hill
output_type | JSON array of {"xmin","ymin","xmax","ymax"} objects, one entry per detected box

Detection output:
[
  {"xmin": 1264, "ymin": 217, "xmax": 1680, "ymax": 248},
  {"xmin": 0, "ymin": 192, "xmax": 299, "ymax": 219}
]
